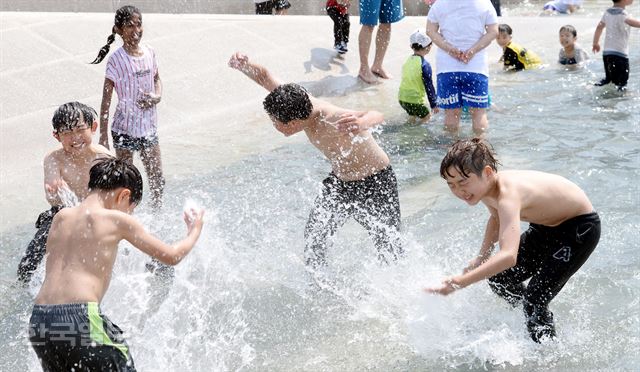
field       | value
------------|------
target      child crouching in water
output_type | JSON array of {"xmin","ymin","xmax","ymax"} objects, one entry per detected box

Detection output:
[
  {"xmin": 496, "ymin": 24, "xmax": 542, "ymax": 71},
  {"xmin": 426, "ymin": 138, "xmax": 600, "ymax": 343},
  {"xmin": 398, "ymin": 29, "xmax": 438, "ymax": 124},
  {"xmin": 29, "ymin": 157, "xmax": 204, "ymax": 370},
  {"xmin": 558, "ymin": 25, "xmax": 589, "ymax": 67}
]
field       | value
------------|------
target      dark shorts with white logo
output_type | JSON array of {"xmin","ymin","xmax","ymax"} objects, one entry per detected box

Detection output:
[{"xmin": 488, "ymin": 212, "xmax": 600, "ymax": 342}]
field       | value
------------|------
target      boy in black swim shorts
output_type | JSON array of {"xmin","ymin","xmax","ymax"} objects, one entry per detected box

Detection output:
[{"xmin": 426, "ymin": 138, "xmax": 600, "ymax": 343}]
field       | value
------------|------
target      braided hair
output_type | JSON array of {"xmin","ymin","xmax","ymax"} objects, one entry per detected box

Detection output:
[{"xmin": 90, "ymin": 5, "xmax": 141, "ymax": 64}]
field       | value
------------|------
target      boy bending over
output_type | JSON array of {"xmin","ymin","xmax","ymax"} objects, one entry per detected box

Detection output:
[
  {"xmin": 229, "ymin": 52, "xmax": 403, "ymax": 269},
  {"xmin": 29, "ymin": 158, "xmax": 204, "ymax": 370},
  {"xmin": 426, "ymin": 138, "xmax": 600, "ymax": 343}
]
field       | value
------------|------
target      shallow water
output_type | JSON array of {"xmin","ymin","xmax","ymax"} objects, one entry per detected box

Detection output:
[{"xmin": 1, "ymin": 6, "xmax": 639, "ymax": 372}]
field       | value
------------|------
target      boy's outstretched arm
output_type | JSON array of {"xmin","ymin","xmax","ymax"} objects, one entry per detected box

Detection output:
[
  {"xmin": 626, "ymin": 17, "xmax": 640, "ymax": 28},
  {"xmin": 121, "ymin": 209, "xmax": 205, "ymax": 265},
  {"xmin": 426, "ymin": 201, "xmax": 520, "ymax": 295},
  {"xmin": 228, "ymin": 52, "xmax": 282, "ymax": 92},
  {"xmin": 592, "ymin": 21, "xmax": 605, "ymax": 53},
  {"xmin": 464, "ymin": 212, "xmax": 500, "ymax": 273}
]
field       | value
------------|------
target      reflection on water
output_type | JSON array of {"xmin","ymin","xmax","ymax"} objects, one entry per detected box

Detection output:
[{"xmin": 2, "ymin": 15, "xmax": 639, "ymax": 372}]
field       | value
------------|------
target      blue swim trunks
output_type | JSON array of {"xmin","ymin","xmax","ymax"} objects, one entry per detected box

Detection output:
[
  {"xmin": 436, "ymin": 72, "xmax": 489, "ymax": 109},
  {"xmin": 359, "ymin": 0, "xmax": 404, "ymax": 26}
]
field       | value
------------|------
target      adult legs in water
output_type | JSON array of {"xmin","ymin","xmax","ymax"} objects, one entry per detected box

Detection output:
[
  {"xmin": 358, "ymin": 23, "xmax": 391, "ymax": 83},
  {"xmin": 469, "ymin": 107, "xmax": 488, "ymax": 135}
]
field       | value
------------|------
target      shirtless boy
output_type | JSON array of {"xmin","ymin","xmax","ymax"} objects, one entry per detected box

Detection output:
[
  {"xmin": 229, "ymin": 52, "xmax": 402, "ymax": 268},
  {"xmin": 426, "ymin": 138, "xmax": 600, "ymax": 343},
  {"xmin": 17, "ymin": 102, "xmax": 111, "ymax": 284},
  {"xmin": 29, "ymin": 157, "xmax": 204, "ymax": 370}
]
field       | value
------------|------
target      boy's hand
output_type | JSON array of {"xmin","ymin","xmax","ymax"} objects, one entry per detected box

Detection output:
[
  {"xmin": 424, "ymin": 276, "xmax": 461, "ymax": 296},
  {"xmin": 45, "ymin": 179, "xmax": 69, "ymax": 197},
  {"xmin": 183, "ymin": 208, "xmax": 205, "ymax": 235},
  {"xmin": 592, "ymin": 43, "xmax": 600, "ymax": 53},
  {"xmin": 336, "ymin": 113, "xmax": 365, "ymax": 134},
  {"xmin": 228, "ymin": 52, "xmax": 249, "ymax": 70}
]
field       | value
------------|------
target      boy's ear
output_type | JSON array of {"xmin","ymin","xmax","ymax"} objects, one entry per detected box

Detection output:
[
  {"xmin": 116, "ymin": 188, "xmax": 132, "ymax": 204},
  {"xmin": 52, "ymin": 131, "xmax": 61, "ymax": 142},
  {"xmin": 91, "ymin": 120, "xmax": 98, "ymax": 133},
  {"xmin": 483, "ymin": 165, "xmax": 494, "ymax": 178}
]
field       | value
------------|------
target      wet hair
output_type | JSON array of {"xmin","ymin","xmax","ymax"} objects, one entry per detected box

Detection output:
[
  {"xmin": 52, "ymin": 101, "xmax": 97, "ymax": 133},
  {"xmin": 263, "ymin": 83, "xmax": 313, "ymax": 123},
  {"xmin": 411, "ymin": 42, "xmax": 431, "ymax": 51},
  {"xmin": 498, "ymin": 24, "xmax": 513, "ymax": 36},
  {"xmin": 440, "ymin": 138, "xmax": 500, "ymax": 179},
  {"xmin": 559, "ymin": 25, "xmax": 577, "ymax": 37},
  {"xmin": 90, "ymin": 5, "xmax": 141, "ymax": 64},
  {"xmin": 88, "ymin": 157, "xmax": 143, "ymax": 205}
]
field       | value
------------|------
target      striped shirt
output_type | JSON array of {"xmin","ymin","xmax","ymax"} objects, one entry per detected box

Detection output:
[{"xmin": 105, "ymin": 45, "xmax": 159, "ymax": 138}]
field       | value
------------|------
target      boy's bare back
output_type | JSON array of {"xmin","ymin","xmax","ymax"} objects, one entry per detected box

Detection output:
[
  {"xmin": 35, "ymin": 202, "xmax": 126, "ymax": 305},
  {"xmin": 485, "ymin": 170, "xmax": 593, "ymax": 226},
  {"xmin": 35, "ymin": 158, "xmax": 204, "ymax": 306},
  {"xmin": 304, "ymin": 98, "xmax": 389, "ymax": 181}
]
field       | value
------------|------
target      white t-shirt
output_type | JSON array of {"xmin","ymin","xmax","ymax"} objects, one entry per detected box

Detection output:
[
  {"xmin": 105, "ymin": 45, "xmax": 159, "ymax": 138},
  {"xmin": 601, "ymin": 7, "xmax": 632, "ymax": 58},
  {"xmin": 427, "ymin": 0, "xmax": 498, "ymax": 76}
]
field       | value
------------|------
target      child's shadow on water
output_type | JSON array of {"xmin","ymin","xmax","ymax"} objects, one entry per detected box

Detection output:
[
  {"xmin": 300, "ymin": 48, "xmax": 383, "ymax": 97},
  {"xmin": 303, "ymin": 47, "xmax": 348, "ymax": 74}
]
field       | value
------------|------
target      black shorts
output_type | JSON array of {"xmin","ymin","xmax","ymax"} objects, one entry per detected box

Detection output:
[
  {"xmin": 488, "ymin": 212, "xmax": 600, "ymax": 342},
  {"xmin": 399, "ymin": 101, "xmax": 430, "ymax": 118},
  {"xmin": 17, "ymin": 206, "xmax": 64, "ymax": 284},
  {"xmin": 304, "ymin": 166, "xmax": 403, "ymax": 267},
  {"xmin": 255, "ymin": 0, "xmax": 291, "ymax": 14},
  {"xmin": 602, "ymin": 54, "xmax": 629, "ymax": 87},
  {"xmin": 29, "ymin": 302, "xmax": 136, "ymax": 371},
  {"xmin": 112, "ymin": 130, "xmax": 159, "ymax": 152}
]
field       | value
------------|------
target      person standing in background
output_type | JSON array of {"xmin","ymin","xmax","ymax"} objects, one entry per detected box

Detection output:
[
  {"xmin": 327, "ymin": 0, "xmax": 351, "ymax": 54},
  {"xmin": 358, "ymin": 0, "xmax": 404, "ymax": 83},
  {"xmin": 426, "ymin": 0, "xmax": 498, "ymax": 135}
]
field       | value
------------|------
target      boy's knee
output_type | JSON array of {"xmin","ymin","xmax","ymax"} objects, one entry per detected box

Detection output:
[{"xmin": 488, "ymin": 277, "xmax": 523, "ymax": 307}]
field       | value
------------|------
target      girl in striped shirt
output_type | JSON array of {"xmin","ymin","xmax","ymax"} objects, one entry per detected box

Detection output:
[{"xmin": 92, "ymin": 5, "xmax": 165, "ymax": 210}]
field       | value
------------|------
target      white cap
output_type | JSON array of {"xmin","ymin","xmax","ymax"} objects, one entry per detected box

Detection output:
[{"xmin": 410, "ymin": 29, "xmax": 432, "ymax": 48}]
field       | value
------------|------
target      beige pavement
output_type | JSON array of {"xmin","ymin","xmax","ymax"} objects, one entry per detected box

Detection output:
[{"xmin": 0, "ymin": 12, "xmax": 601, "ymax": 229}]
